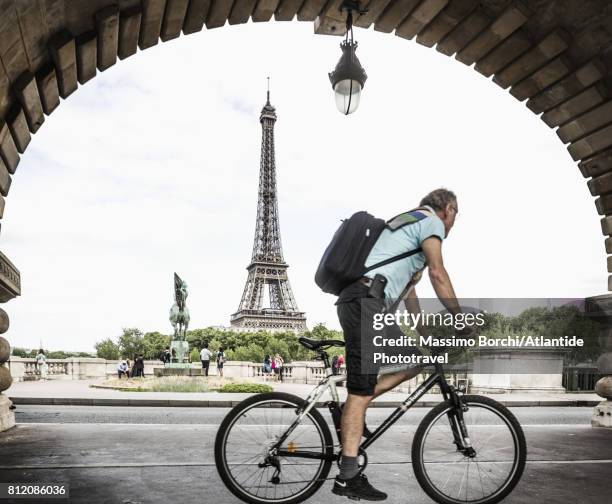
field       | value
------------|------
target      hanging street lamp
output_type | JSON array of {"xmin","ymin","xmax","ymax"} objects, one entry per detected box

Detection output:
[{"xmin": 328, "ymin": 0, "xmax": 368, "ymax": 115}]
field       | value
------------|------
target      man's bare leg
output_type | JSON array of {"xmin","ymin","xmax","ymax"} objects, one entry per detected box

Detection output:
[
  {"xmin": 372, "ymin": 365, "xmax": 424, "ymax": 399},
  {"xmin": 341, "ymin": 365, "xmax": 423, "ymax": 457},
  {"xmin": 341, "ymin": 394, "xmax": 371, "ymax": 457}
]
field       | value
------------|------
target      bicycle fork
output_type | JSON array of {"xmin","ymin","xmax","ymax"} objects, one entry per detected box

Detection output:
[{"xmin": 445, "ymin": 389, "xmax": 476, "ymax": 457}]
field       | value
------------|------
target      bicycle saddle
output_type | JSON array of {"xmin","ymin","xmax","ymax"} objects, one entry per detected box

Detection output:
[{"xmin": 298, "ymin": 337, "xmax": 345, "ymax": 350}]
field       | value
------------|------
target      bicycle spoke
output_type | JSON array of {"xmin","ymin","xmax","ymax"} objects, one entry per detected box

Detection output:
[
  {"xmin": 219, "ymin": 398, "xmax": 329, "ymax": 502},
  {"xmin": 418, "ymin": 400, "xmax": 523, "ymax": 504}
]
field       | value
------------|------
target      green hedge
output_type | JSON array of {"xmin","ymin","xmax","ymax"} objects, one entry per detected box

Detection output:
[{"xmin": 218, "ymin": 383, "xmax": 273, "ymax": 394}]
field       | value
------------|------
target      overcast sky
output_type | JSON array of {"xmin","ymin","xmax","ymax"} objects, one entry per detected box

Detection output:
[{"xmin": 1, "ymin": 21, "xmax": 606, "ymax": 352}]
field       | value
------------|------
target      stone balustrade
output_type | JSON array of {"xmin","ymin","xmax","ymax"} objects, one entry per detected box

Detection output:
[{"xmin": 5, "ymin": 356, "xmax": 562, "ymax": 395}]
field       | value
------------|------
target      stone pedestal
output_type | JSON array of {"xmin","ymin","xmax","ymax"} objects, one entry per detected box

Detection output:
[
  {"xmin": 154, "ymin": 364, "xmax": 201, "ymax": 377},
  {"xmin": 0, "ymin": 394, "xmax": 15, "ymax": 431},
  {"xmin": 170, "ymin": 340, "xmax": 189, "ymax": 363},
  {"xmin": 586, "ymin": 295, "xmax": 612, "ymax": 428},
  {"xmin": 592, "ymin": 372, "xmax": 612, "ymax": 427}
]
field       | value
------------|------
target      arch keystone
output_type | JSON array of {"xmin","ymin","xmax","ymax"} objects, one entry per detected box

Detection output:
[
  {"xmin": 557, "ymin": 101, "xmax": 612, "ymax": 144},
  {"xmin": 229, "ymin": 0, "xmax": 258, "ymax": 25},
  {"xmin": 49, "ymin": 30, "xmax": 78, "ymax": 99},
  {"xmin": 36, "ymin": 64, "xmax": 61, "ymax": 115},
  {"xmin": 568, "ymin": 123, "xmax": 612, "ymax": 161},
  {"xmin": 275, "ymin": 0, "xmax": 303, "ymax": 22},
  {"xmin": 13, "ymin": 72, "xmax": 44, "ymax": 134},
  {"xmin": 509, "ymin": 55, "xmax": 572, "ymax": 102},
  {"xmin": 436, "ymin": 8, "xmax": 490, "ymax": 56},
  {"xmin": 579, "ymin": 149, "xmax": 612, "ymax": 178},
  {"xmin": 119, "ymin": 6, "xmax": 142, "ymax": 59},
  {"xmin": 474, "ymin": 30, "xmax": 531, "ymax": 77},
  {"xmin": 7, "ymin": 108, "xmax": 30, "ymax": 154},
  {"xmin": 456, "ymin": 1, "xmax": 531, "ymax": 66},
  {"xmin": 0, "ymin": 121, "xmax": 19, "ymax": 174},
  {"xmin": 162, "ymin": 0, "xmax": 190, "ymax": 40},
  {"xmin": 396, "ymin": 0, "xmax": 449, "ymax": 41},
  {"xmin": 493, "ymin": 29, "xmax": 570, "ymax": 89},
  {"xmin": 76, "ymin": 32, "xmax": 97, "ymax": 84},
  {"xmin": 253, "ymin": 0, "xmax": 280, "ymax": 22},
  {"xmin": 140, "ymin": 0, "xmax": 168, "ymax": 49},
  {"xmin": 183, "ymin": 0, "xmax": 211, "ymax": 34},
  {"xmin": 526, "ymin": 59, "xmax": 605, "ymax": 114},
  {"xmin": 297, "ymin": 0, "xmax": 328, "ymax": 22},
  {"xmin": 95, "ymin": 5, "xmax": 120, "ymax": 70},
  {"xmin": 415, "ymin": 0, "xmax": 477, "ymax": 47},
  {"xmin": 542, "ymin": 83, "xmax": 607, "ymax": 128}
]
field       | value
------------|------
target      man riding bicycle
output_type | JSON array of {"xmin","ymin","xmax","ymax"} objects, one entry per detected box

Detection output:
[{"xmin": 333, "ymin": 188, "xmax": 462, "ymax": 501}]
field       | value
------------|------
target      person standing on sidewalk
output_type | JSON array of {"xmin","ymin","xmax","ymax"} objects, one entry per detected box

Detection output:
[
  {"xmin": 274, "ymin": 353, "xmax": 285, "ymax": 382},
  {"xmin": 200, "ymin": 343, "xmax": 212, "ymax": 377},
  {"xmin": 216, "ymin": 347, "xmax": 225, "ymax": 378},
  {"xmin": 35, "ymin": 349, "xmax": 48, "ymax": 380}
]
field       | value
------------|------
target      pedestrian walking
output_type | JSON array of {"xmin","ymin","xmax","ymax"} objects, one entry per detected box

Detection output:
[
  {"xmin": 216, "ymin": 347, "xmax": 225, "ymax": 377},
  {"xmin": 200, "ymin": 343, "xmax": 212, "ymax": 376}
]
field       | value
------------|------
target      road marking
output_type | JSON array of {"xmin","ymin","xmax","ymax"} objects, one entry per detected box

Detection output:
[
  {"xmin": 1, "ymin": 460, "xmax": 611, "ymax": 470},
  {"xmin": 15, "ymin": 422, "xmax": 594, "ymax": 428}
]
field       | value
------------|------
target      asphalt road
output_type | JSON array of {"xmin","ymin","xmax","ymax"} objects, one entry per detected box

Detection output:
[{"xmin": 1, "ymin": 406, "xmax": 610, "ymax": 504}]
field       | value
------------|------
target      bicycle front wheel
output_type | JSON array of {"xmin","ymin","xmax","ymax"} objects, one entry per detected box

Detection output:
[
  {"xmin": 412, "ymin": 395, "xmax": 526, "ymax": 504},
  {"xmin": 214, "ymin": 392, "xmax": 334, "ymax": 504}
]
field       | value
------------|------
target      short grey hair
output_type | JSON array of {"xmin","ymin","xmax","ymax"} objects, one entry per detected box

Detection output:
[{"xmin": 420, "ymin": 188, "xmax": 457, "ymax": 212}]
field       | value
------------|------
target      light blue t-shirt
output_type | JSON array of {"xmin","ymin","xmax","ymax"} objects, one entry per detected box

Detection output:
[{"xmin": 364, "ymin": 209, "xmax": 446, "ymax": 299}]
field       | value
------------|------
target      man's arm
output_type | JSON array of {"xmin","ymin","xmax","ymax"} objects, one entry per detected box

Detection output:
[
  {"xmin": 403, "ymin": 288, "xmax": 428, "ymax": 338},
  {"xmin": 421, "ymin": 237, "xmax": 461, "ymax": 316}
]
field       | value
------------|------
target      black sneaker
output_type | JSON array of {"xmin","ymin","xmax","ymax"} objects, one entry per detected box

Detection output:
[{"xmin": 332, "ymin": 474, "xmax": 387, "ymax": 501}]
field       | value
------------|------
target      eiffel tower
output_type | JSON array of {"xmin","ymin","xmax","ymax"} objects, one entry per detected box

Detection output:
[{"xmin": 230, "ymin": 85, "xmax": 307, "ymax": 333}]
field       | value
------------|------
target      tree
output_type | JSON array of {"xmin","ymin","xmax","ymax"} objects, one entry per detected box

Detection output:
[
  {"xmin": 143, "ymin": 331, "xmax": 170, "ymax": 360},
  {"xmin": 10, "ymin": 347, "xmax": 28, "ymax": 358},
  {"xmin": 118, "ymin": 328, "xmax": 145, "ymax": 359},
  {"xmin": 95, "ymin": 338, "xmax": 120, "ymax": 360}
]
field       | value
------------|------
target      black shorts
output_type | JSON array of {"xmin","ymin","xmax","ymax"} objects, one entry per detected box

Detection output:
[{"xmin": 336, "ymin": 281, "xmax": 421, "ymax": 396}]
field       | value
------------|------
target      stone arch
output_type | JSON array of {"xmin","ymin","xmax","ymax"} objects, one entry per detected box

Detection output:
[{"xmin": 2, "ymin": 1, "xmax": 612, "ymax": 419}]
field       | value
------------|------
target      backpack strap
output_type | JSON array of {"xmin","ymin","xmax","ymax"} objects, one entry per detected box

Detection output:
[
  {"xmin": 363, "ymin": 247, "xmax": 422, "ymax": 272},
  {"xmin": 363, "ymin": 209, "xmax": 430, "ymax": 273}
]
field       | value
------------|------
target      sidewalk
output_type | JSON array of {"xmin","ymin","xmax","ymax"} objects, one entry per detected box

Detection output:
[{"xmin": 5, "ymin": 379, "xmax": 602, "ymax": 407}]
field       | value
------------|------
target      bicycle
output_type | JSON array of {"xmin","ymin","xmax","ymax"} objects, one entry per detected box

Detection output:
[{"xmin": 215, "ymin": 337, "xmax": 527, "ymax": 504}]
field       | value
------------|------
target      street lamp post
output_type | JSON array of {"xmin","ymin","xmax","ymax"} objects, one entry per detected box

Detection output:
[{"xmin": 328, "ymin": 1, "xmax": 368, "ymax": 115}]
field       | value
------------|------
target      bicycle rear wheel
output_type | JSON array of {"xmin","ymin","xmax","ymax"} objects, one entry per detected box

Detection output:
[
  {"xmin": 214, "ymin": 392, "xmax": 334, "ymax": 504},
  {"xmin": 412, "ymin": 395, "xmax": 526, "ymax": 504}
]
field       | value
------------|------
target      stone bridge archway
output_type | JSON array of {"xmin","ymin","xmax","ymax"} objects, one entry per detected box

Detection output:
[{"xmin": 1, "ymin": 0, "xmax": 612, "ymax": 428}]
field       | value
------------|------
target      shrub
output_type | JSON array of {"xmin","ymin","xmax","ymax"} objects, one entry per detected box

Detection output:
[
  {"xmin": 189, "ymin": 348, "xmax": 200, "ymax": 362},
  {"xmin": 218, "ymin": 383, "xmax": 273, "ymax": 394}
]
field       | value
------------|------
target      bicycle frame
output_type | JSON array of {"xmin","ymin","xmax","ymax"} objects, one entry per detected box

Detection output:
[{"xmin": 275, "ymin": 363, "xmax": 473, "ymax": 461}]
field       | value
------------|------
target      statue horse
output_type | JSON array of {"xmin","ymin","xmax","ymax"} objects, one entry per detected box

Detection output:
[{"xmin": 169, "ymin": 272, "xmax": 190, "ymax": 342}]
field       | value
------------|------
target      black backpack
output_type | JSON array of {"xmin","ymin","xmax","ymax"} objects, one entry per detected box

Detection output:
[{"xmin": 314, "ymin": 209, "xmax": 430, "ymax": 295}]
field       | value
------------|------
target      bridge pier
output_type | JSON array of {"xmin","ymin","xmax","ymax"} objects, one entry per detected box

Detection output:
[{"xmin": 587, "ymin": 295, "xmax": 612, "ymax": 428}]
